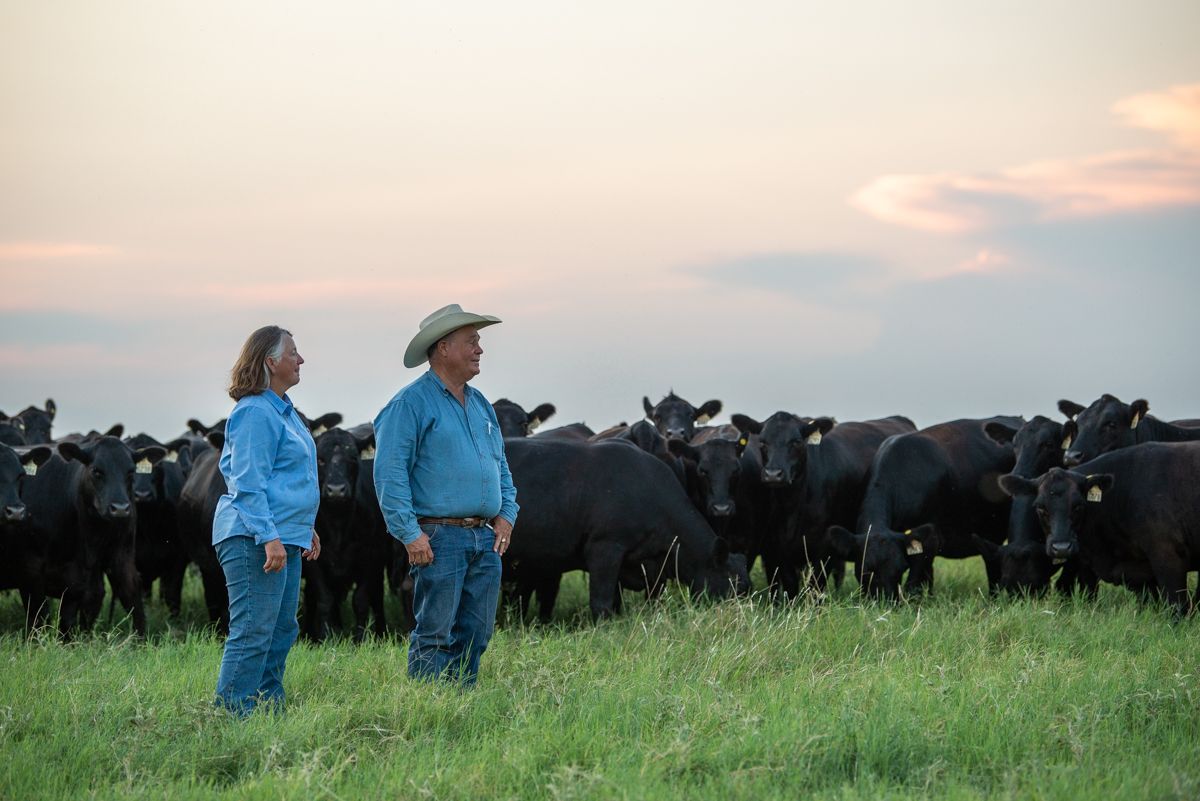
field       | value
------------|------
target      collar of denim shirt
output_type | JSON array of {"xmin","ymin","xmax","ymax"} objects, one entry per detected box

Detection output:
[
  {"xmin": 260, "ymin": 390, "xmax": 296, "ymax": 417},
  {"xmin": 424, "ymin": 369, "xmax": 479, "ymax": 405}
]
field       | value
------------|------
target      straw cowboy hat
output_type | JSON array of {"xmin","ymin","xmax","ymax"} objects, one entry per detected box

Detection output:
[{"xmin": 404, "ymin": 303, "xmax": 502, "ymax": 368}]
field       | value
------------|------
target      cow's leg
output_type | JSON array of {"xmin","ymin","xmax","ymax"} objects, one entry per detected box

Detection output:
[
  {"xmin": 584, "ymin": 542, "xmax": 624, "ymax": 620},
  {"xmin": 1146, "ymin": 552, "xmax": 1189, "ymax": 616},
  {"xmin": 535, "ymin": 573, "xmax": 562, "ymax": 624},
  {"xmin": 366, "ymin": 567, "xmax": 387, "ymax": 638},
  {"xmin": 108, "ymin": 562, "xmax": 147, "ymax": 636},
  {"xmin": 161, "ymin": 559, "xmax": 186, "ymax": 618}
]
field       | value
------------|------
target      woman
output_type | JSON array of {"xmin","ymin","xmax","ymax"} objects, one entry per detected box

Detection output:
[{"xmin": 213, "ymin": 325, "xmax": 321, "ymax": 717}]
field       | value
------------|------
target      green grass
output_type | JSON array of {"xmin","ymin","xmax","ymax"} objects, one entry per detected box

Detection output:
[{"xmin": 0, "ymin": 562, "xmax": 1197, "ymax": 800}]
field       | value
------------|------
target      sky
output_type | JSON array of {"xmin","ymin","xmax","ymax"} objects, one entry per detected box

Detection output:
[{"xmin": 3, "ymin": 1, "xmax": 1199, "ymax": 440}]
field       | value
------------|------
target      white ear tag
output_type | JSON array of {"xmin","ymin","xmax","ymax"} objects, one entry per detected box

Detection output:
[
  {"xmin": 23, "ymin": 462, "xmax": 38, "ymax": 477},
  {"xmin": 1086, "ymin": 486, "xmax": 1103, "ymax": 503},
  {"xmin": 1061, "ymin": 436, "xmax": 1072, "ymax": 450},
  {"xmin": 360, "ymin": 445, "xmax": 376, "ymax": 460},
  {"xmin": 807, "ymin": 431, "xmax": 823, "ymax": 445},
  {"xmin": 906, "ymin": 539, "xmax": 924, "ymax": 556},
  {"xmin": 135, "ymin": 458, "xmax": 153, "ymax": 475},
  {"xmin": 312, "ymin": 425, "xmax": 327, "ymax": 437},
  {"xmin": 1129, "ymin": 413, "xmax": 1140, "ymax": 429},
  {"xmin": 695, "ymin": 414, "xmax": 711, "ymax": 425},
  {"xmin": 164, "ymin": 450, "xmax": 179, "ymax": 463},
  {"xmin": 528, "ymin": 418, "xmax": 542, "ymax": 432}
]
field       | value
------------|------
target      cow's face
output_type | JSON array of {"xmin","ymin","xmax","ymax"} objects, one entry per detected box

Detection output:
[
  {"xmin": 15, "ymin": 399, "xmax": 55, "ymax": 444},
  {"xmin": 59, "ymin": 437, "xmax": 164, "ymax": 522},
  {"xmin": 998, "ymin": 542, "xmax": 1054, "ymax": 593},
  {"xmin": 316, "ymin": 429, "xmax": 362, "ymax": 504},
  {"xmin": 643, "ymin": 392, "xmax": 722, "ymax": 442},
  {"xmin": 669, "ymin": 436, "xmax": 747, "ymax": 517},
  {"xmin": 493, "ymin": 399, "xmax": 556, "ymax": 438},
  {"xmin": 749, "ymin": 413, "xmax": 833, "ymax": 487},
  {"xmin": 1003, "ymin": 468, "xmax": 1109, "ymax": 563},
  {"xmin": 830, "ymin": 524, "xmax": 938, "ymax": 602},
  {"xmin": 995, "ymin": 416, "xmax": 1066, "ymax": 478},
  {"xmin": 0, "ymin": 445, "xmax": 51, "ymax": 526},
  {"xmin": 1063, "ymin": 395, "xmax": 1148, "ymax": 467}
]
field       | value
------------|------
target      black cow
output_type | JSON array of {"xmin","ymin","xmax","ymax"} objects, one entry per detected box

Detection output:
[
  {"xmin": 0, "ymin": 414, "xmax": 26, "ymax": 446},
  {"xmin": 21, "ymin": 436, "xmax": 164, "ymax": 636},
  {"xmin": 492, "ymin": 399, "xmax": 556, "ymax": 438},
  {"xmin": 999, "ymin": 442, "xmax": 1200, "ymax": 615},
  {"xmin": 177, "ymin": 411, "xmax": 340, "ymax": 631},
  {"xmin": 828, "ymin": 416, "xmax": 1022, "ymax": 601},
  {"xmin": 304, "ymin": 425, "xmax": 394, "ymax": 641},
  {"xmin": 0, "ymin": 444, "xmax": 53, "ymax": 629},
  {"xmin": 503, "ymin": 438, "xmax": 747, "ymax": 621},
  {"xmin": 124, "ymin": 433, "xmax": 193, "ymax": 617},
  {"xmin": 533, "ymin": 423, "xmax": 595, "ymax": 441},
  {"xmin": 1059, "ymin": 395, "xmax": 1200, "ymax": 467},
  {"xmin": 731, "ymin": 412, "xmax": 916, "ymax": 598},
  {"xmin": 643, "ymin": 391, "xmax": 722, "ymax": 442},
  {"xmin": 590, "ymin": 420, "xmax": 687, "ymax": 488},
  {"xmin": 10, "ymin": 399, "xmax": 56, "ymax": 444}
]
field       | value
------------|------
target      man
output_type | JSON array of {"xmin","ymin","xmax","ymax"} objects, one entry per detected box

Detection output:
[{"xmin": 373, "ymin": 303, "xmax": 518, "ymax": 686}]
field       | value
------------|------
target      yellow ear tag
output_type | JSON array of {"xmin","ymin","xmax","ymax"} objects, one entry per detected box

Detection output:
[
  {"xmin": 807, "ymin": 431, "xmax": 822, "ymax": 445},
  {"xmin": 1087, "ymin": 486, "xmax": 1103, "ymax": 503},
  {"xmin": 1061, "ymin": 436, "xmax": 1072, "ymax": 450},
  {"xmin": 906, "ymin": 539, "xmax": 924, "ymax": 556},
  {"xmin": 23, "ymin": 462, "xmax": 38, "ymax": 477},
  {"xmin": 164, "ymin": 450, "xmax": 179, "ymax": 463},
  {"xmin": 360, "ymin": 445, "xmax": 376, "ymax": 460},
  {"xmin": 738, "ymin": 437, "xmax": 748, "ymax": 447},
  {"xmin": 312, "ymin": 425, "xmax": 327, "ymax": 437},
  {"xmin": 135, "ymin": 458, "xmax": 153, "ymax": 475},
  {"xmin": 1129, "ymin": 413, "xmax": 1140, "ymax": 429}
]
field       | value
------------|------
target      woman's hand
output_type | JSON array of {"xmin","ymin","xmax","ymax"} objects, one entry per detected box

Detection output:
[
  {"xmin": 304, "ymin": 530, "xmax": 321, "ymax": 562},
  {"xmin": 263, "ymin": 539, "xmax": 287, "ymax": 572}
]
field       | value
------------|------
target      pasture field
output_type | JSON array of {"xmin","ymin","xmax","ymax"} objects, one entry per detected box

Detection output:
[{"xmin": 0, "ymin": 562, "xmax": 1197, "ymax": 801}]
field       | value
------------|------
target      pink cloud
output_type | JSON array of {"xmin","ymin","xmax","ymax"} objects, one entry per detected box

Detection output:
[
  {"xmin": 851, "ymin": 84, "xmax": 1200, "ymax": 233},
  {"xmin": 0, "ymin": 242, "xmax": 119, "ymax": 261}
]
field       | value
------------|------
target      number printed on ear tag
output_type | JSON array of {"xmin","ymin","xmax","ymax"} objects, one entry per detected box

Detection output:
[{"xmin": 136, "ymin": 459, "xmax": 153, "ymax": 475}]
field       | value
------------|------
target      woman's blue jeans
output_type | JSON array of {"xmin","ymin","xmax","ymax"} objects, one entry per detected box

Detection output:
[
  {"xmin": 408, "ymin": 523, "xmax": 502, "ymax": 687},
  {"xmin": 214, "ymin": 536, "xmax": 302, "ymax": 717}
]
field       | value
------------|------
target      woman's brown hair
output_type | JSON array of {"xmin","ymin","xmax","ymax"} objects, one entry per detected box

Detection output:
[{"xmin": 228, "ymin": 325, "xmax": 291, "ymax": 401}]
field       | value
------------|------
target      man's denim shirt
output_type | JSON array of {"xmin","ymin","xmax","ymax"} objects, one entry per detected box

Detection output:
[
  {"xmin": 212, "ymin": 390, "xmax": 319, "ymax": 548},
  {"xmin": 373, "ymin": 370, "xmax": 519, "ymax": 545}
]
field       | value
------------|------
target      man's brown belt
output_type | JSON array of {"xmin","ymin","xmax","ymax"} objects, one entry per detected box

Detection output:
[{"xmin": 418, "ymin": 516, "xmax": 488, "ymax": 528}]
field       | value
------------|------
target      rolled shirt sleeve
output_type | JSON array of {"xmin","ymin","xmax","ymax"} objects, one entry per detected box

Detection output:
[
  {"xmin": 374, "ymin": 398, "xmax": 424, "ymax": 545},
  {"xmin": 224, "ymin": 403, "xmax": 282, "ymax": 545}
]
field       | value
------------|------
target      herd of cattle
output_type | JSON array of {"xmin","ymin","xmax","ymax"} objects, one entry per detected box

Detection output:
[{"xmin": 1, "ymin": 390, "xmax": 1198, "ymax": 641}]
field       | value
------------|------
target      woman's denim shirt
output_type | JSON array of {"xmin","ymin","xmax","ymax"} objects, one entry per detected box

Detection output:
[{"xmin": 212, "ymin": 391, "xmax": 319, "ymax": 548}]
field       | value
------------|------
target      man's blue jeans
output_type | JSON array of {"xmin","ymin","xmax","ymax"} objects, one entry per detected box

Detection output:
[
  {"xmin": 408, "ymin": 523, "xmax": 502, "ymax": 686},
  {"xmin": 214, "ymin": 536, "xmax": 302, "ymax": 717}
]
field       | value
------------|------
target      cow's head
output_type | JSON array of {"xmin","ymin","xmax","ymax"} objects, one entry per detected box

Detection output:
[
  {"xmin": 1060, "ymin": 394, "xmax": 1148, "ymax": 467},
  {"xmin": 829, "ymin": 523, "xmax": 940, "ymax": 602},
  {"xmin": 0, "ymin": 419, "xmax": 26, "ymax": 446},
  {"xmin": 643, "ymin": 391, "xmax": 722, "ymax": 442},
  {"xmin": 0, "ymin": 444, "xmax": 52, "ymax": 525},
  {"xmin": 971, "ymin": 534, "xmax": 1055, "ymax": 594},
  {"xmin": 315, "ymin": 427, "xmax": 373, "ymax": 504},
  {"xmin": 687, "ymin": 537, "xmax": 749, "ymax": 599},
  {"xmin": 731, "ymin": 412, "xmax": 833, "ymax": 487},
  {"xmin": 492, "ymin": 399, "xmax": 556, "ymax": 438},
  {"xmin": 13, "ymin": 399, "xmax": 56, "ymax": 444},
  {"xmin": 668, "ymin": 430, "xmax": 749, "ymax": 518},
  {"xmin": 1000, "ymin": 468, "xmax": 1111, "ymax": 563},
  {"xmin": 125, "ymin": 434, "xmax": 191, "ymax": 506},
  {"xmin": 58, "ymin": 436, "xmax": 165, "ymax": 522},
  {"xmin": 986, "ymin": 415, "xmax": 1066, "ymax": 479}
]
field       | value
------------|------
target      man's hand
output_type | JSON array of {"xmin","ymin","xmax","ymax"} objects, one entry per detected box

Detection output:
[
  {"xmin": 264, "ymin": 539, "xmax": 286, "ymax": 573},
  {"xmin": 406, "ymin": 532, "xmax": 434, "ymax": 567},
  {"xmin": 303, "ymin": 530, "xmax": 321, "ymax": 562},
  {"xmin": 492, "ymin": 517, "xmax": 513, "ymax": 555}
]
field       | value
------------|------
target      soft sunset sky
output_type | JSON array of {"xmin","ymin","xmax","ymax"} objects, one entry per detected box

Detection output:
[{"xmin": 3, "ymin": 2, "xmax": 1199, "ymax": 439}]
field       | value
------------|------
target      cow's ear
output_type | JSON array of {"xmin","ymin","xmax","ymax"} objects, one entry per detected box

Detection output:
[
  {"xmin": 1129, "ymin": 399, "xmax": 1149, "ymax": 429},
  {"xmin": 20, "ymin": 446, "xmax": 53, "ymax": 471},
  {"xmin": 353, "ymin": 430, "xmax": 377, "ymax": 453},
  {"xmin": 206, "ymin": 431, "xmax": 225, "ymax": 450},
  {"xmin": 984, "ymin": 421, "xmax": 1019, "ymax": 446},
  {"xmin": 187, "ymin": 418, "xmax": 208, "ymax": 436},
  {"xmin": 970, "ymin": 533, "xmax": 1002, "ymax": 566},
  {"xmin": 802, "ymin": 417, "xmax": 835, "ymax": 445},
  {"xmin": 694, "ymin": 400, "xmax": 723, "ymax": 425},
  {"xmin": 998, "ymin": 473, "xmax": 1038, "ymax": 497},
  {"xmin": 58, "ymin": 442, "xmax": 92, "ymax": 465},
  {"xmin": 1060, "ymin": 419, "xmax": 1077, "ymax": 451},
  {"xmin": 163, "ymin": 439, "xmax": 192, "ymax": 468},
  {"xmin": 666, "ymin": 439, "xmax": 698, "ymax": 462},
  {"xmin": 309, "ymin": 412, "xmax": 343, "ymax": 436},
  {"xmin": 710, "ymin": 537, "xmax": 730, "ymax": 568},
  {"xmin": 643, "ymin": 396, "xmax": 655, "ymax": 417},
  {"xmin": 906, "ymin": 523, "xmax": 939, "ymax": 556},
  {"xmin": 1083, "ymin": 473, "xmax": 1114, "ymax": 501},
  {"xmin": 1058, "ymin": 399, "xmax": 1084, "ymax": 420},
  {"xmin": 827, "ymin": 525, "xmax": 858, "ymax": 560},
  {"xmin": 527, "ymin": 403, "xmax": 556, "ymax": 432},
  {"xmin": 45, "ymin": 399, "xmax": 57, "ymax": 420},
  {"xmin": 730, "ymin": 414, "xmax": 762, "ymax": 435},
  {"xmin": 104, "ymin": 423, "xmax": 124, "ymax": 438}
]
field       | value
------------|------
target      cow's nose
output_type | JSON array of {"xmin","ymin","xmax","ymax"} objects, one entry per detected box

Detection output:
[
  {"xmin": 1047, "ymin": 541, "xmax": 1074, "ymax": 560},
  {"xmin": 3, "ymin": 504, "xmax": 26, "ymax": 522},
  {"xmin": 323, "ymin": 483, "xmax": 348, "ymax": 498},
  {"xmin": 1063, "ymin": 451, "xmax": 1083, "ymax": 467},
  {"xmin": 134, "ymin": 489, "xmax": 155, "ymax": 503},
  {"xmin": 109, "ymin": 502, "xmax": 132, "ymax": 518},
  {"xmin": 665, "ymin": 428, "xmax": 686, "ymax": 441},
  {"xmin": 710, "ymin": 502, "xmax": 734, "ymax": 517},
  {"xmin": 762, "ymin": 468, "xmax": 785, "ymax": 483}
]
